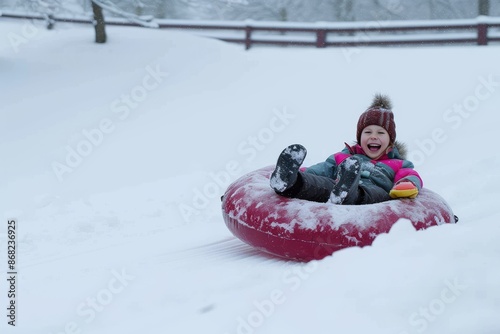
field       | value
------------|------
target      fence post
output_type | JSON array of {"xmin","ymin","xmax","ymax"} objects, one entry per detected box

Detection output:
[
  {"xmin": 316, "ymin": 29, "xmax": 327, "ymax": 48},
  {"xmin": 245, "ymin": 25, "xmax": 252, "ymax": 50},
  {"xmin": 477, "ymin": 23, "xmax": 488, "ymax": 45}
]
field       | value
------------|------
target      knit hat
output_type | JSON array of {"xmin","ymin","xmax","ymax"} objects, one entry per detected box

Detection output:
[{"xmin": 356, "ymin": 94, "xmax": 396, "ymax": 144}]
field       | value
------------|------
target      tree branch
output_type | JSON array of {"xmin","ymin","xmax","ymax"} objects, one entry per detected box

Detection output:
[{"xmin": 92, "ymin": 0, "xmax": 159, "ymax": 28}]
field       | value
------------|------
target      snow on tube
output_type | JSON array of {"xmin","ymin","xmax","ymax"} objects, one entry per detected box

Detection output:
[{"xmin": 222, "ymin": 166, "xmax": 456, "ymax": 261}]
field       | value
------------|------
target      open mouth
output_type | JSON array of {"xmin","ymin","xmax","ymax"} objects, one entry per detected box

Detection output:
[{"xmin": 367, "ymin": 144, "xmax": 381, "ymax": 152}]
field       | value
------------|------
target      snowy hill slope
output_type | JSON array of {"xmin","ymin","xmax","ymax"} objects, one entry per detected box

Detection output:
[{"xmin": 1, "ymin": 19, "xmax": 500, "ymax": 334}]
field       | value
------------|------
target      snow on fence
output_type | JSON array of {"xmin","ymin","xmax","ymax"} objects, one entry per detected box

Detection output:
[{"xmin": 2, "ymin": 11, "xmax": 500, "ymax": 50}]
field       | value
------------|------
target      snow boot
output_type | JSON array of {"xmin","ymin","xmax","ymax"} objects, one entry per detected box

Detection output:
[
  {"xmin": 270, "ymin": 144, "xmax": 307, "ymax": 193},
  {"xmin": 330, "ymin": 156, "xmax": 362, "ymax": 204},
  {"xmin": 357, "ymin": 181, "xmax": 391, "ymax": 204}
]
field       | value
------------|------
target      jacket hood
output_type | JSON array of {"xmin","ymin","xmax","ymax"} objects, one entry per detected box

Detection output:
[{"xmin": 392, "ymin": 141, "xmax": 407, "ymax": 159}]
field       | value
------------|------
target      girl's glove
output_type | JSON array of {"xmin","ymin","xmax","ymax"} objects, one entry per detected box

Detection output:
[{"xmin": 389, "ymin": 181, "xmax": 418, "ymax": 199}]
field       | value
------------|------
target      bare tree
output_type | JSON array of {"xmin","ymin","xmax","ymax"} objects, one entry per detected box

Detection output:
[
  {"xmin": 91, "ymin": 1, "xmax": 106, "ymax": 43},
  {"xmin": 88, "ymin": 0, "xmax": 160, "ymax": 43},
  {"xmin": 221, "ymin": 0, "xmax": 306, "ymax": 22},
  {"xmin": 92, "ymin": 1, "xmax": 157, "ymax": 26},
  {"xmin": 332, "ymin": 0, "xmax": 354, "ymax": 21},
  {"xmin": 154, "ymin": 0, "xmax": 168, "ymax": 19},
  {"xmin": 10, "ymin": 0, "xmax": 499, "ymax": 26},
  {"xmin": 14, "ymin": 0, "xmax": 157, "ymax": 43},
  {"xmin": 479, "ymin": 0, "xmax": 490, "ymax": 16},
  {"xmin": 16, "ymin": 0, "xmax": 64, "ymax": 28},
  {"xmin": 370, "ymin": 0, "xmax": 405, "ymax": 21}
]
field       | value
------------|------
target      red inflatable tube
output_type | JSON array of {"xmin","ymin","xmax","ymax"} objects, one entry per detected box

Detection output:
[{"xmin": 222, "ymin": 166, "xmax": 456, "ymax": 261}]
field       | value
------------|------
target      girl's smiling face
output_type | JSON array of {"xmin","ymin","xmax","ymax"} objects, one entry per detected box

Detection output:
[{"xmin": 360, "ymin": 125, "xmax": 391, "ymax": 160}]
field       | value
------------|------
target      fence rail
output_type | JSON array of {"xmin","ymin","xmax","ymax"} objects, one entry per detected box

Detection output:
[{"xmin": 2, "ymin": 11, "xmax": 500, "ymax": 49}]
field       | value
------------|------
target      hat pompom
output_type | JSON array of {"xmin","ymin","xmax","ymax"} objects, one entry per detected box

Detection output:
[{"xmin": 369, "ymin": 94, "xmax": 392, "ymax": 110}]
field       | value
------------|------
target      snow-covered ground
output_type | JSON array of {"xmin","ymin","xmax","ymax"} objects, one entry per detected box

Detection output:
[{"xmin": 1, "ymin": 19, "xmax": 500, "ymax": 334}]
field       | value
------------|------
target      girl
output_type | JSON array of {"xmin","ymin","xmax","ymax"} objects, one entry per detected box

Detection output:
[{"xmin": 270, "ymin": 94, "xmax": 422, "ymax": 205}]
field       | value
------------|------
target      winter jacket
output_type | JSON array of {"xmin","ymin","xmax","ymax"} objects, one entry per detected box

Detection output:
[{"xmin": 303, "ymin": 143, "xmax": 422, "ymax": 193}]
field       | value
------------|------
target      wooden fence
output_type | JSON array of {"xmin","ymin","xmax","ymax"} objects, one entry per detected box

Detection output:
[{"xmin": 2, "ymin": 11, "xmax": 500, "ymax": 49}]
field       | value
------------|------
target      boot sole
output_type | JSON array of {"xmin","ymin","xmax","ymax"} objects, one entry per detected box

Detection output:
[
  {"xmin": 330, "ymin": 157, "xmax": 361, "ymax": 204},
  {"xmin": 270, "ymin": 144, "xmax": 307, "ymax": 192}
]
